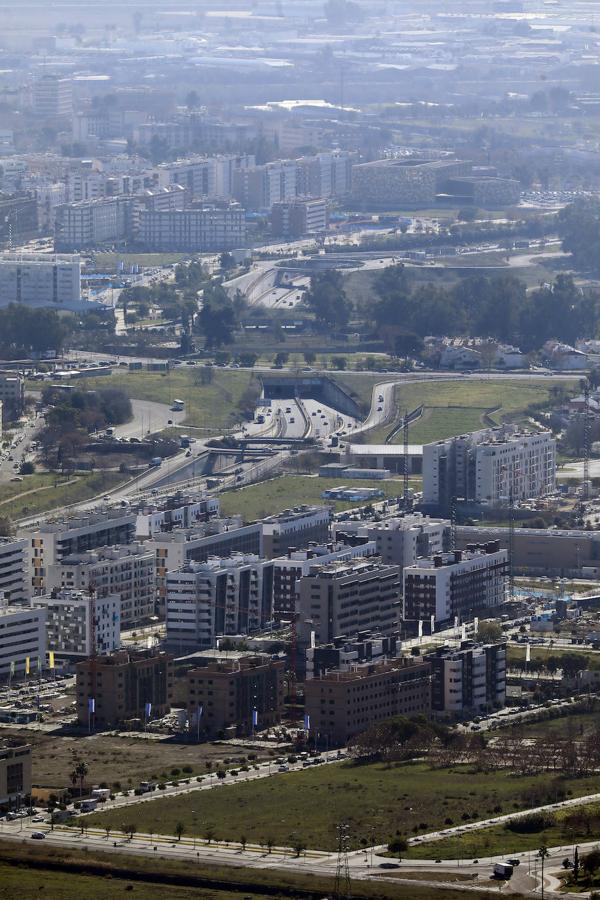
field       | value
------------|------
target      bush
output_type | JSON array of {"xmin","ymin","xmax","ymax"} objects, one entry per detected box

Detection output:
[
  {"xmin": 387, "ymin": 837, "xmax": 408, "ymax": 855},
  {"xmin": 506, "ymin": 812, "xmax": 555, "ymax": 834},
  {"xmin": 182, "ymin": 765, "xmax": 193, "ymax": 774}
]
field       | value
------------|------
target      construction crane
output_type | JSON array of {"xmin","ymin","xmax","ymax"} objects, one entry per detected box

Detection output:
[
  {"xmin": 583, "ymin": 378, "xmax": 592, "ymax": 505},
  {"xmin": 403, "ymin": 409, "xmax": 411, "ymax": 511}
]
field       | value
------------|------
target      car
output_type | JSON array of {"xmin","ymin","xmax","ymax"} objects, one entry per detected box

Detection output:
[
  {"xmin": 507, "ymin": 858, "xmax": 520, "ymax": 867},
  {"xmin": 277, "ymin": 764, "xmax": 289, "ymax": 772},
  {"xmin": 379, "ymin": 862, "xmax": 400, "ymax": 869},
  {"xmin": 30, "ymin": 832, "xmax": 46, "ymax": 840},
  {"xmin": 32, "ymin": 815, "xmax": 45, "ymax": 823}
]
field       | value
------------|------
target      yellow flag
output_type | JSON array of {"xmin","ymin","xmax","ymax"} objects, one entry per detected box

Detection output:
[
  {"xmin": 25, "ymin": 656, "xmax": 30, "ymax": 675},
  {"xmin": 49, "ymin": 651, "xmax": 55, "ymax": 669}
]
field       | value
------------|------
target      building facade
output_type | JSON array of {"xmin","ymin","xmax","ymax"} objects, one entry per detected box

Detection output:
[
  {"xmin": 304, "ymin": 657, "xmax": 432, "ymax": 745},
  {"xmin": 138, "ymin": 203, "xmax": 246, "ymax": 252},
  {"xmin": 262, "ymin": 506, "xmax": 331, "ymax": 559},
  {"xmin": 403, "ymin": 543, "xmax": 508, "ymax": 624},
  {"xmin": 34, "ymin": 590, "xmax": 120, "ymax": 658},
  {"xmin": 0, "ymin": 743, "xmax": 32, "ymax": 807},
  {"xmin": 0, "ymin": 253, "xmax": 82, "ymax": 309},
  {"xmin": 297, "ymin": 559, "xmax": 401, "ymax": 649},
  {"xmin": 423, "ymin": 427, "xmax": 556, "ymax": 511},
  {"xmin": 0, "ymin": 537, "xmax": 28, "ymax": 604},
  {"xmin": 46, "ymin": 543, "xmax": 156, "ymax": 628},
  {"xmin": 425, "ymin": 640, "xmax": 507, "ymax": 717},
  {"xmin": 0, "ymin": 603, "xmax": 47, "ymax": 680},
  {"xmin": 166, "ymin": 555, "xmax": 273, "ymax": 652},
  {"xmin": 75, "ymin": 650, "xmax": 173, "ymax": 729},
  {"xmin": 186, "ymin": 654, "xmax": 284, "ymax": 738}
]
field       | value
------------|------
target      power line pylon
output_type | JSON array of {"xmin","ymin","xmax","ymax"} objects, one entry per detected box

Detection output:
[{"xmin": 334, "ymin": 823, "xmax": 351, "ymax": 900}]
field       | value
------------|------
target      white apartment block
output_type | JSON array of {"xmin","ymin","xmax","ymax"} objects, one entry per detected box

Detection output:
[
  {"xmin": 138, "ymin": 204, "xmax": 246, "ymax": 252},
  {"xmin": 403, "ymin": 543, "xmax": 508, "ymax": 624},
  {"xmin": 0, "ymin": 538, "xmax": 28, "ymax": 604},
  {"xmin": 332, "ymin": 514, "xmax": 449, "ymax": 569},
  {"xmin": 55, "ymin": 197, "xmax": 132, "ymax": 250},
  {"xmin": 135, "ymin": 494, "xmax": 220, "ymax": 538},
  {"xmin": 0, "ymin": 253, "xmax": 82, "ymax": 309},
  {"xmin": 423, "ymin": 426, "xmax": 556, "ymax": 508},
  {"xmin": 45, "ymin": 543, "xmax": 156, "ymax": 628},
  {"xmin": 23, "ymin": 510, "xmax": 137, "ymax": 595},
  {"xmin": 0, "ymin": 602, "xmax": 47, "ymax": 679},
  {"xmin": 33, "ymin": 76, "xmax": 73, "ymax": 119},
  {"xmin": 34, "ymin": 590, "xmax": 120, "ymax": 658},
  {"xmin": 166, "ymin": 555, "xmax": 273, "ymax": 652},
  {"xmin": 157, "ymin": 156, "xmax": 216, "ymax": 197}
]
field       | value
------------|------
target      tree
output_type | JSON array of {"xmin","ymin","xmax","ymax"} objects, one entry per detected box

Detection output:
[
  {"xmin": 274, "ymin": 352, "xmax": 289, "ymax": 367},
  {"xmin": 266, "ymin": 836, "xmax": 274, "ymax": 854},
  {"xmin": 219, "ymin": 252, "xmax": 235, "ymax": 271},
  {"xmin": 73, "ymin": 760, "xmax": 88, "ymax": 797},
  {"xmin": 387, "ymin": 837, "xmax": 407, "ymax": 859},
  {"xmin": 331, "ymin": 356, "xmax": 347, "ymax": 370},
  {"xmin": 240, "ymin": 834, "xmax": 247, "ymax": 851},
  {"xmin": 538, "ymin": 845, "xmax": 550, "ymax": 898},
  {"xmin": 175, "ymin": 821, "xmax": 185, "ymax": 842},
  {"xmin": 19, "ymin": 461, "xmax": 35, "ymax": 475},
  {"xmin": 476, "ymin": 621, "xmax": 503, "ymax": 643},
  {"xmin": 583, "ymin": 848, "xmax": 600, "ymax": 880},
  {"xmin": 104, "ymin": 825, "xmax": 111, "ymax": 840},
  {"xmin": 303, "ymin": 271, "xmax": 352, "ymax": 330},
  {"xmin": 204, "ymin": 823, "xmax": 216, "ymax": 844},
  {"xmin": 303, "ymin": 351, "xmax": 316, "ymax": 365}
]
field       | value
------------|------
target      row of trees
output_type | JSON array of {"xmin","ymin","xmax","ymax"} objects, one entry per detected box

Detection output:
[{"xmin": 0, "ymin": 305, "xmax": 72, "ymax": 358}]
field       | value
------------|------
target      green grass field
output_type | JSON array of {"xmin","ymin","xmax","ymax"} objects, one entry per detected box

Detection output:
[
  {"xmin": 85, "ymin": 760, "xmax": 600, "ymax": 852},
  {"xmin": 70, "ymin": 369, "xmax": 261, "ymax": 433},
  {"xmin": 366, "ymin": 378, "xmax": 576, "ymax": 445},
  {"xmin": 507, "ymin": 644, "xmax": 600, "ymax": 672},
  {"xmin": 404, "ymin": 801, "xmax": 600, "ymax": 861},
  {"xmin": 219, "ymin": 474, "xmax": 411, "ymax": 522},
  {"xmin": 0, "ymin": 471, "xmax": 126, "ymax": 521},
  {"xmin": 506, "ymin": 711, "xmax": 600, "ymax": 741}
]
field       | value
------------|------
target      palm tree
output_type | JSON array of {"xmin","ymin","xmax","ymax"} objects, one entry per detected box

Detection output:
[
  {"xmin": 175, "ymin": 822, "xmax": 185, "ymax": 842},
  {"xmin": 104, "ymin": 825, "xmax": 111, "ymax": 840},
  {"xmin": 75, "ymin": 761, "xmax": 88, "ymax": 797}
]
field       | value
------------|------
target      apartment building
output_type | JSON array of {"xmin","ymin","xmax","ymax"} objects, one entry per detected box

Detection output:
[
  {"xmin": 138, "ymin": 203, "xmax": 246, "ymax": 252},
  {"xmin": 304, "ymin": 657, "xmax": 431, "ymax": 745},
  {"xmin": 24, "ymin": 510, "xmax": 137, "ymax": 595},
  {"xmin": 0, "ymin": 253, "xmax": 82, "ymax": 310},
  {"xmin": 186, "ymin": 653, "xmax": 284, "ymax": 738},
  {"xmin": 0, "ymin": 537, "xmax": 28, "ymax": 604},
  {"xmin": 422, "ymin": 426, "xmax": 556, "ymax": 512},
  {"xmin": 354, "ymin": 514, "xmax": 449, "ymax": 569},
  {"xmin": 271, "ymin": 198, "xmax": 328, "ymax": 239},
  {"xmin": 232, "ymin": 161, "xmax": 297, "ymax": 209},
  {"xmin": 0, "ymin": 372, "xmax": 24, "ymax": 421},
  {"xmin": 149, "ymin": 519, "xmax": 263, "ymax": 608},
  {"xmin": 306, "ymin": 630, "xmax": 402, "ymax": 680},
  {"xmin": 34, "ymin": 590, "xmax": 120, "ymax": 659},
  {"xmin": 33, "ymin": 75, "xmax": 73, "ymax": 119},
  {"xmin": 0, "ymin": 602, "xmax": 47, "ymax": 680},
  {"xmin": 0, "ymin": 743, "xmax": 32, "ymax": 807},
  {"xmin": 157, "ymin": 157, "xmax": 216, "ymax": 197},
  {"xmin": 135, "ymin": 493, "xmax": 220, "ymax": 538},
  {"xmin": 297, "ymin": 559, "xmax": 401, "ymax": 649},
  {"xmin": 403, "ymin": 543, "xmax": 508, "ymax": 624},
  {"xmin": 166, "ymin": 554, "xmax": 273, "ymax": 652},
  {"xmin": 271, "ymin": 540, "xmax": 378, "ymax": 619},
  {"xmin": 55, "ymin": 197, "xmax": 133, "ymax": 250},
  {"xmin": 425, "ymin": 641, "xmax": 507, "ymax": 717},
  {"xmin": 75, "ymin": 650, "xmax": 173, "ymax": 729},
  {"xmin": 45, "ymin": 543, "xmax": 156, "ymax": 628},
  {"xmin": 262, "ymin": 506, "xmax": 331, "ymax": 559}
]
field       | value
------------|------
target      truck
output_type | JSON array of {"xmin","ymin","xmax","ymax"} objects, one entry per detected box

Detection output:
[
  {"xmin": 139, "ymin": 781, "xmax": 157, "ymax": 794},
  {"xmin": 180, "ymin": 435, "xmax": 190, "ymax": 448},
  {"xmin": 91, "ymin": 788, "xmax": 110, "ymax": 801},
  {"xmin": 172, "ymin": 398, "xmax": 185, "ymax": 411},
  {"xmin": 493, "ymin": 862, "xmax": 514, "ymax": 879},
  {"xmin": 149, "ymin": 457, "xmax": 162, "ymax": 468},
  {"xmin": 80, "ymin": 799, "xmax": 98, "ymax": 813}
]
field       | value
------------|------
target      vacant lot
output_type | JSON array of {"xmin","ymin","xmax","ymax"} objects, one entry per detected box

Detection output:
[
  {"xmin": 92, "ymin": 252, "xmax": 185, "ymax": 270},
  {"xmin": 366, "ymin": 378, "xmax": 576, "ymax": 445},
  {"xmin": 5, "ymin": 729, "xmax": 255, "ymax": 791},
  {"xmin": 506, "ymin": 710, "xmax": 600, "ymax": 741},
  {"xmin": 219, "ymin": 474, "xmax": 410, "ymax": 522},
  {"xmin": 507, "ymin": 644, "xmax": 600, "ymax": 672},
  {"xmin": 85, "ymin": 760, "xmax": 600, "ymax": 851},
  {"xmin": 70, "ymin": 369, "xmax": 261, "ymax": 433}
]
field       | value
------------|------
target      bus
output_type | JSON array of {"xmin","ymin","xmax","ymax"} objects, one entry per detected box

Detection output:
[{"xmin": 172, "ymin": 399, "xmax": 185, "ymax": 411}]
